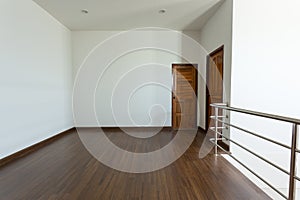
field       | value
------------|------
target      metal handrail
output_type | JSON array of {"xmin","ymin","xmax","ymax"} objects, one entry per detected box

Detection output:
[
  {"xmin": 210, "ymin": 103, "xmax": 299, "ymax": 200},
  {"xmin": 211, "ymin": 104, "xmax": 300, "ymax": 124},
  {"xmin": 211, "ymin": 117, "xmax": 291, "ymax": 150}
]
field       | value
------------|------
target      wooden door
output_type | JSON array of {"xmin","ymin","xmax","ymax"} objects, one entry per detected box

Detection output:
[
  {"xmin": 206, "ymin": 46, "xmax": 224, "ymax": 130},
  {"xmin": 172, "ymin": 64, "xmax": 197, "ymax": 130}
]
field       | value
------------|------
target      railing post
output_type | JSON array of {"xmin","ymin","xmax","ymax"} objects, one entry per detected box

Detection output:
[
  {"xmin": 288, "ymin": 123, "xmax": 298, "ymax": 200},
  {"xmin": 214, "ymin": 107, "xmax": 219, "ymax": 155}
]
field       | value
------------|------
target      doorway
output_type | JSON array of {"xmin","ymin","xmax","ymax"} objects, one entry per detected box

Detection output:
[
  {"xmin": 172, "ymin": 64, "xmax": 197, "ymax": 130},
  {"xmin": 206, "ymin": 46, "xmax": 224, "ymax": 131}
]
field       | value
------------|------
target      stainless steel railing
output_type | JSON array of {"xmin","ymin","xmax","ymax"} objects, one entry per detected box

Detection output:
[{"xmin": 209, "ymin": 103, "xmax": 300, "ymax": 200}]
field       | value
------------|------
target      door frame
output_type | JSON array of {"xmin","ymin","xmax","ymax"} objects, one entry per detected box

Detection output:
[
  {"xmin": 205, "ymin": 45, "xmax": 224, "ymax": 131},
  {"xmin": 171, "ymin": 63, "xmax": 198, "ymax": 129}
]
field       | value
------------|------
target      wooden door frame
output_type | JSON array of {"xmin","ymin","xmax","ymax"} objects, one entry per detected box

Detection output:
[
  {"xmin": 171, "ymin": 63, "xmax": 198, "ymax": 129},
  {"xmin": 205, "ymin": 45, "xmax": 224, "ymax": 131}
]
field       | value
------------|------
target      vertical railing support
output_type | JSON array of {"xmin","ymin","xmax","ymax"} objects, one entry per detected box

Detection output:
[
  {"xmin": 214, "ymin": 107, "xmax": 219, "ymax": 155},
  {"xmin": 288, "ymin": 123, "xmax": 298, "ymax": 200}
]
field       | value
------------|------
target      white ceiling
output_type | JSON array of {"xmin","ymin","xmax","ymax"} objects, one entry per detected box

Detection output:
[{"xmin": 33, "ymin": 0, "xmax": 224, "ymax": 31}]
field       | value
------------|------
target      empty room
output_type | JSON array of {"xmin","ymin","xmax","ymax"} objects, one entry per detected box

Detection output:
[{"xmin": 1, "ymin": 0, "xmax": 300, "ymax": 199}]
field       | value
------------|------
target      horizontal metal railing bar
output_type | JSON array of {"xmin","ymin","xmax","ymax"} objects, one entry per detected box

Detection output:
[
  {"xmin": 212, "ymin": 117, "xmax": 291, "ymax": 150},
  {"xmin": 213, "ymin": 130, "xmax": 290, "ymax": 176},
  {"xmin": 210, "ymin": 116, "xmax": 227, "ymax": 119},
  {"xmin": 210, "ymin": 139, "xmax": 231, "ymax": 154},
  {"xmin": 209, "ymin": 139, "xmax": 288, "ymax": 199},
  {"xmin": 210, "ymin": 103, "xmax": 298, "ymax": 199},
  {"xmin": 294, "ymin": 175, "xmax": 300, "ymax": 182},
  {"xmin": 212, "ymin": 103, "xmax": 228, "ymax": 106},
  {"xmin": 209, "ymin": 138, "xmax": 224, "ymax": 142},
  {"xmin": 210, "ymin": 104, "xmax": 300, "ymax": 125},
  {"xmin": 209, "ymin": 127, "xmax": 226, "ymax": 130}
]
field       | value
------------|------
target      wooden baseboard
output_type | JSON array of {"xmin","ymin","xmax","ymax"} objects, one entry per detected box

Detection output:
[{"xmin": 0, "ymin": 127, "xmax": 75, "ymax": 168}]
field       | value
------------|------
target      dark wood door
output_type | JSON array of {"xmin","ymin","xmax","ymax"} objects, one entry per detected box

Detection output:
[
  {"xmin": 206, "ymin": 46, "xmax": 224, "ymax": 130},
  {"xmin": 172, "ymin": 64, "xmax": 197, "ymax": 130}
]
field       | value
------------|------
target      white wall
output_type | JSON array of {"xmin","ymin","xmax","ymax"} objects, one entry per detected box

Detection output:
[
  {"xmin": 229, "ymin": 0, "xmax": 300, "ymax": 199},
  {"xmin": 196, "ymin": 0, "xmax": 233, "ymax": 132},
  {"xmin": 72, "ymin": 30, "xmax": 207, "ymax": 127},
  {"xmin": 183, "ymin": 31, "xmax": 206, "ymax": 129},
  {"xmin": 0, "ymin": 0, "xmax": 73, "ymax": 159}
]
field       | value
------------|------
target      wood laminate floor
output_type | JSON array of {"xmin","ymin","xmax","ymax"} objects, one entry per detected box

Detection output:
[{"xmin": 0, "ymin": 128, "xmax": 271, "ymax": 200}]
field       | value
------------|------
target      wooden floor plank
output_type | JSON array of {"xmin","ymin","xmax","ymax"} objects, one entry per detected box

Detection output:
[{"xmin": 0, "ymin": 128, "xmax": 271, "ymax": 200}]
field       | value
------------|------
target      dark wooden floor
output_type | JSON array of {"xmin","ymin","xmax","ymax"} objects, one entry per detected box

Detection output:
[{"xmin": 0, "ymin": 128, "xmax": 271, "ymax": 200}]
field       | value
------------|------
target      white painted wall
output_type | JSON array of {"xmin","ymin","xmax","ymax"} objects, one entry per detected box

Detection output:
[
  {"xmin": 196, "ymin": 0, "xmax": 233, "ymax": 133},
  {"xmin": 0, "ymin": 0, "xmax": 73, "ymax": 159},
  {"xmin": 228, "ymin": 0, "xmax": 300, "ymax": 199},
  {"xmin": 72, "ymin": 30, "xmax": 207, "ymax": 127},
  {"xmin": 183, "ymin": 30, "xmax": 206, "ymax": 129}
]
